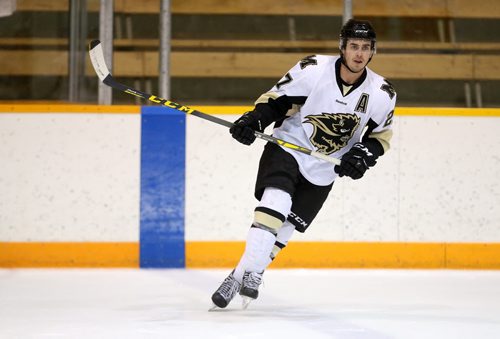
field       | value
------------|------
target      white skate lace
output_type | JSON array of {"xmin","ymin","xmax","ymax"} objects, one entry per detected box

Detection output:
[
  {"xmin": 243, "ymin": 272, "xmax": 262, "ymax": 290},
  {"xmin": 218, "ymin": 275, "xmax": 240, "ymax": 299}
]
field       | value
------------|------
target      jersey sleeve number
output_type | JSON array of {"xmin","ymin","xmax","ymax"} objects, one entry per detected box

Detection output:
[
  {"xmin": 276, "ymin": 72, "xmax": 293, "ymax": 90},
  {"xmin": 383, "ymin": 110, "xmax": 394, "ymax": 127}
]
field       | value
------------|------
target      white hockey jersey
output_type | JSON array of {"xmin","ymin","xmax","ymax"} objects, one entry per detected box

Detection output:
[{"xmin": 255, "ymin": 55, "xmax": 396, "ymax": 186}]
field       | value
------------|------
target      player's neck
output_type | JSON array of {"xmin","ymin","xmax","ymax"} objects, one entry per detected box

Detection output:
[{"xmin": 340, "ymin": 63, "xmax": 364, "ymax": 85}]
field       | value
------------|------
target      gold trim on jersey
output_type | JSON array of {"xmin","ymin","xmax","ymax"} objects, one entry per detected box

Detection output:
[
  {"xmin": 255, "ymin": 92, "xmax": 301, "ymax": 117},
  {"xmin": 342, "ymin": 84, "xmax": 353, "ymax": 96},
  {"xmin": 368, "ymin": 129, "xmax": 393, "ymax": 152},
  {"xmin": 254, "ymin": 92, "xmax": 279, "ymax": 105}
]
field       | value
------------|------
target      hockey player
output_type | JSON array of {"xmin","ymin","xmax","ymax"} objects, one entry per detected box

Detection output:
[{"xmin": 211, "ymin": 19, "xmax": 396, "ymax": 309}]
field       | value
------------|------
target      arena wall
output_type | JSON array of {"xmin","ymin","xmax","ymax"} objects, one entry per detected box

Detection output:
[{"xmin": 1, "ymin": 105, "xmax": 499, "ymax": 268}]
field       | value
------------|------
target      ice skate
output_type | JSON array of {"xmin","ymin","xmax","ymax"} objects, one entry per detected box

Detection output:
[
  {"xmin": 210, "ymin": 271, "xmax": 241, "ymax": 310},
  {"xmin": 240, "ymin": 271, "xmax": 263, "ymax": 309}
]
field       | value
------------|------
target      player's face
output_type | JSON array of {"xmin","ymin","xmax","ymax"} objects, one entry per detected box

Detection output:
[{"xmin": 343, "ymin": 39, "xmax": 373, "ymax": 73}]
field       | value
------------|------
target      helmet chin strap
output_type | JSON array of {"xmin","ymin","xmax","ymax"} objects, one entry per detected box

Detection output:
[
  {"xmin": 340, "ymin": 50, "xmax": 374, "ymax": 74},
  {"xmin": 341, "ymin": 56, "xmax": 364, "ymax": 73}
]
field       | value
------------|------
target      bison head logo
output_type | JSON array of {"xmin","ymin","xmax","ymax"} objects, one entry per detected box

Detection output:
[{"xmin": 304, "ymin": 113, "xmax": 360, "ymax": 155}]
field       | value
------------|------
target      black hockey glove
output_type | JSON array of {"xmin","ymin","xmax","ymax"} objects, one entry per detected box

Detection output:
[
  {"xmin": 229, "ymin": 110, "xmax": 264, "ymax": 145},
  {"xmin": 334, "ymin": 142, "xmax": 378, "ymax": 180}
]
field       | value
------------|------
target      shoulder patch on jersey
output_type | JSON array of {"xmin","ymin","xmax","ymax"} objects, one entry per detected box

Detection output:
[
  {"xmin": 380, "ymin": 79, "xmax": 396, "ymax": 100},
  {"xmin": 300, "ymin": 55, "xmax": 318, "ymax": 69},
  {"xmin": 304, "ymin": 113, "xmax": 360, "ymax": 155}
]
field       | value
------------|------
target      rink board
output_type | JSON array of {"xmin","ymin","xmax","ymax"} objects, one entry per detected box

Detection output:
[{"xmin": 0, "ymin": 105, "xmax": 499, "ymax": 268}]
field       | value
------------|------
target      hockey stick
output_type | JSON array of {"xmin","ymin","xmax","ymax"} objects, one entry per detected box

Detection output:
[{"xmin": 88, "ymin": 40, "xmax": 340, "ymax": 165}]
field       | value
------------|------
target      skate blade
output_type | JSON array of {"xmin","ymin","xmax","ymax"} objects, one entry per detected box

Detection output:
[
  {"xmin": 208, "ymin": 303, "xmax": 221, "ymax": 312},
  {"xmin": 241, "ymin": 296, "xmax": 254, "ymax": 310}
]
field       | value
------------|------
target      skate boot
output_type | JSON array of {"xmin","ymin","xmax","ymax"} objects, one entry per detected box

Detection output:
[
  {"xmin": 210, "ymin": 271, "xmax": 241, "ymax": 309},
  {"xmin": 240, "ymin": 271, "xmax": 263, "ymax": 309}
]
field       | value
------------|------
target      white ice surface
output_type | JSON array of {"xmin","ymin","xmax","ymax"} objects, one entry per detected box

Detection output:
[{"xmin": 1, "ymin": 269, "xmax": 499, "ymax": 339}]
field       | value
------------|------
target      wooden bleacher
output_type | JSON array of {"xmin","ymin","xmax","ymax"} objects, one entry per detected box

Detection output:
[
  {"xmin": 2, "ymin": 37, "xmax": 500, "ymax": 53},
  {"xmin": 2, "ymin": 49, "xmax": 499, "ymax": 81},
  {"xmin": 15, "ymin": 0, "xmax": 500, "ymax": 18},
  {"xmin": 2, "ymin": 0, "xmax": 500, "ymax": 105}
]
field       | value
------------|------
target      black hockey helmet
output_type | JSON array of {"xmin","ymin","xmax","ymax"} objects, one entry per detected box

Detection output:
[{"xmin": 339, "ymin": 19, "xmax": 377, "ymax": 52}]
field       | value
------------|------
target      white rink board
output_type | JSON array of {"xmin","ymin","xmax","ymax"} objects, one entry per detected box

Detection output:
[
  {"xmin": 398, "ymin": 116, "xmax": 500, "ymax": 242},
  {"xmin": 1, "ymin": 111, "xmax": 498, "ymax": 244},
  {"xmin": 185, "ymin": 116, "xmax": 264, "ymax": 241},
  {"xmin": 0, "ymin": 113, "xmax": 141, "ymax": 242},
  {"xmin": 186, "ymin": 114, "xmax": 500, "ymax": 242}
]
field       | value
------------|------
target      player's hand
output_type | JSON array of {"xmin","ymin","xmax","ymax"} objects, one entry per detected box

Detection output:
[
  {"xmin": 229, "ymin": 111, "xmax": 263, "ymax": 145},
  {"xmin": 334, "ymin": 142, "xmax": 377, "ymax": 180}
]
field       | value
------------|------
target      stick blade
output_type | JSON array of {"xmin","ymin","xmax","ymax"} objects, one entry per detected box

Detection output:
[{"xmin": 88, "ymin": 39, "xmax": 110, "ymax": 82}]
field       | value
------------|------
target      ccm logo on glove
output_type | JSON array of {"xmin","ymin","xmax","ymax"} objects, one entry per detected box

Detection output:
[{"xmin": 334, "ymin": 142, "xmax": 377, "ymax": 180}]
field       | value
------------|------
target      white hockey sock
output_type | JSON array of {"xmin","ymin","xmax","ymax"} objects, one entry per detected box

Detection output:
[
  {"xmin": 276, "ymin": 220, "xmax": 296, "ymax": 245},
  {"xmin": 233, "ymin": 227, "xmax": 276, "ymax": 283},
  {"xmin": 264, "ymin": 220, "xmax": 296, "ymax": 267},
  {"xmin": 233, "ymin": 188, "xmax": 292, "ymax": 283}
]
